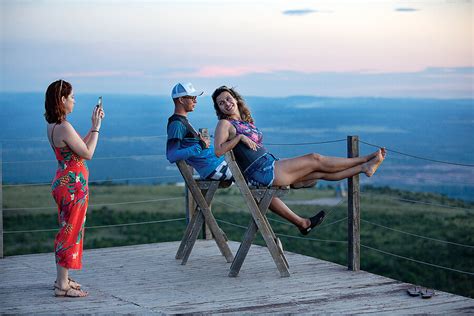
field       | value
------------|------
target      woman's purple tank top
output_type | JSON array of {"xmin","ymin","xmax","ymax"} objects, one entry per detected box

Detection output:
[{"xmin": 228, "ymin": 119, "xmax": 267, "ymax": 172}]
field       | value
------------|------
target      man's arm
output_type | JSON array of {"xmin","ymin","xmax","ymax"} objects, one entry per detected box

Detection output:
[
  {"xmin": 166, "ymin": 138, "xmax": 203, "ymax": 163},
  {"xmin": 166, "ymin": 120, "xmax": 204, "ymax": 163}
]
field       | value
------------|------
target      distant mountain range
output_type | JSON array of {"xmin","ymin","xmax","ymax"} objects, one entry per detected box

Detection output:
[{"xmin": 1, "ymin": 93, "xmax": 473, "ymax": 200}]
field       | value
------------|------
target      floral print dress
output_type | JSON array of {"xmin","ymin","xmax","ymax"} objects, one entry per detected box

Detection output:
[{"xmin": 51, "ymin": 145, "xmax": 89, "ymax": 269}]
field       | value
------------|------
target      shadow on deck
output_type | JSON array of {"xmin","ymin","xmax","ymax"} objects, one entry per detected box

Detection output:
[{"xmin": 0, "ymin": 240, "xmax": 473, "ymax": 314}]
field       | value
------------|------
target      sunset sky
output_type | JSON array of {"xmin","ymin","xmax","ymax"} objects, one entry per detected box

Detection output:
[{"xmin": 1, "ymin": 0, "xmax": 473, "ymax": 97}]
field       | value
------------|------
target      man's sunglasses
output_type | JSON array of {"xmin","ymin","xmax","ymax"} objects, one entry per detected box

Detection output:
[{"xmin": 182, "ymin": 96, "xmax": 197, "ymax": 101}]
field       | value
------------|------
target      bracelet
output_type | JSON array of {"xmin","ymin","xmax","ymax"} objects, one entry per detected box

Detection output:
[{"xmin": 91, "ymin": 130, "xmax": 100, "ymax": 133}]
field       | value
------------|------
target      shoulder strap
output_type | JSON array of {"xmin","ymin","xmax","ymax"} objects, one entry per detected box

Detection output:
[
  {"xmin": 49, "ymin": 123, "xmax": 58, "ymax": 148},
  {"xmin": 168, "ymin": 114, "xmax": 199, "ymax": 138}
]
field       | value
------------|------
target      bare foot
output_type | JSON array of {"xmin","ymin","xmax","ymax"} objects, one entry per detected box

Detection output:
[{"xmin": 364, "ymin": 148, "xmax": 385, "ymax": 177}]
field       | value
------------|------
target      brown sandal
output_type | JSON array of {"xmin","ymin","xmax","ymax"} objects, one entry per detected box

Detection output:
[{"xmin": 54, "ymin": 285, "xmax": 88, "ymax": 298}]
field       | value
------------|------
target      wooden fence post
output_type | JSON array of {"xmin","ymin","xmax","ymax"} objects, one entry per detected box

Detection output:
[
  {"xmin": 1, "ymin": 143, "xmax": 3, "ymax": 258},
  {"xmin": 347, "ymin": 136, "xmax": 360, "ymax": 271}
]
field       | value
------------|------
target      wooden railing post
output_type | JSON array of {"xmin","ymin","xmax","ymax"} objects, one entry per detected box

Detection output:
[
  {"xmin": 1, "ymin": 143, "xmax": 3, "ymax": 258},
  {"xmin": 347, "ymin": 136, "xmax": 360, "ymax": 271}
]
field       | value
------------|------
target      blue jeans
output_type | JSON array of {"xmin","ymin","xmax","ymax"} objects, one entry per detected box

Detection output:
[{"xmin": 243, "ymin": 153, "xmax": 278, "ymax": 187}]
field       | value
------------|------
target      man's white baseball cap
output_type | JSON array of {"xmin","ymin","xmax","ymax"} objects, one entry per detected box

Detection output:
[{"xmin": 171, "ymin": 82, "xmax": 204, "ymax": 99}]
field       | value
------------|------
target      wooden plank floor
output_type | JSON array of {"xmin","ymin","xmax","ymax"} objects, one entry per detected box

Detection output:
[{"xmin": 0, "ymin": 240, "xmax": 473, "ymax": 314}]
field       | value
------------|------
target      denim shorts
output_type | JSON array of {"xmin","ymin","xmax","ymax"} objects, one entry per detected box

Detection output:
[{"xmin": 243, "ymin": 153, "xmax": 278, "ymax": 187}]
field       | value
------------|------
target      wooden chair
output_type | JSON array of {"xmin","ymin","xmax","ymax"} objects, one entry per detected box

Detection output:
[
  {"xmin": 175, "ymin": 160, "xmax": 234, "ymax": 265},
  {"xmin": 224, "ymin": 151, "xmax": 291, "ymax": 277}
]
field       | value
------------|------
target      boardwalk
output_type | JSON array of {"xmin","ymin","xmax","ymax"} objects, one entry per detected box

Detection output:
[{"xmin": 0, "ymin": 240, "xmax": 472, "ymax": 314}]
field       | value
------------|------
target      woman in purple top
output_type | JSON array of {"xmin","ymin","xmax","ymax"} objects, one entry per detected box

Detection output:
[{"xmin": 212, "ymin": 86, "xmax": 386, "ymax": 234}]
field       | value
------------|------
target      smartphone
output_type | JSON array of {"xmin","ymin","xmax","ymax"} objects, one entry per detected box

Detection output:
[
  {"xmin": 199, "ymin": 128, "xmax": 210, "ymax": 140},
  {"xmin": 97, "ymin": 96, "xmax": 103, "ymax": 108}
]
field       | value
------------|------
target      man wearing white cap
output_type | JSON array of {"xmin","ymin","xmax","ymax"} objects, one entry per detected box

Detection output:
[
  {"xmin": 166, "ymin": 82, "xmax": 232, "ymax": 180},
  {"xmin": 167, "ymin": 83, "xmax": 326, "ymax": 235}
]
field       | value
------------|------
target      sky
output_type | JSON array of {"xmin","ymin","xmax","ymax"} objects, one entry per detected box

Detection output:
[{"xmin": 1, "ymin": 0, "xmax": 473, "ymax": 98}]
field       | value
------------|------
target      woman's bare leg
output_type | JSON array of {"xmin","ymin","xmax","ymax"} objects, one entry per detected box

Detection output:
[
  {"xmin": 274, "ymin": 149, "xmax": 385, "ymax": 186},
  {"xmin": 56, "ymin": 265, "xmax": 69, "ymax": 289},
  {"xmin": 273, "ymin": 149, "xmax": 382, "ymax": 186},
  {"xmin": 55, "ymin": 265, "xmax": 88, "ymax": 296},
  {"xmin": 269, "ymin": 197, "xmax": 309, "ymax": 229},
  {"xmin": 282, "ymin": 150, "xmax": 386, "ymax": 183},
  {"xmin": 317, "ymin": 151, "xmax": 378, "ymax": 173}
]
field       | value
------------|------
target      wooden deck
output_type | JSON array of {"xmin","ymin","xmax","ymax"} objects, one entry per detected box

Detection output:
[{"xmin": 0, "ymin": 240, "xmax": 472, "ymax": 314}]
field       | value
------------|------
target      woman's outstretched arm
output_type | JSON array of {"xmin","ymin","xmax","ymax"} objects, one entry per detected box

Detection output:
[{"xmin": 62, "ymin": 106, "xmax": 103, "ymax": 160}]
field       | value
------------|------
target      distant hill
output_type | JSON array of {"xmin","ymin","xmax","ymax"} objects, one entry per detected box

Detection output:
[{"xmin": 1, "ymin": 92, "xmax": 473, "ymax": 200}]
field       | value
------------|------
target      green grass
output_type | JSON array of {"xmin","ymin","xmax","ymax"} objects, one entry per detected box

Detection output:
[{"xmin": 3, "ymin": 184, "xmax": 473, "ymax": 298}]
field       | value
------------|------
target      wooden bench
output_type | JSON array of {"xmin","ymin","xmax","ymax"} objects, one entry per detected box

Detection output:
[
  {"xmin": 175, "ymin": 160, "xmax": 234, "ymax": 265},
  {"xmin": 224, "ymin": 151, "xmax": 291, "ymax": 277}
]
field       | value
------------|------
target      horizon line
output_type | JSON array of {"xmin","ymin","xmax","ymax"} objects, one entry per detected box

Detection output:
[{"xmin": 0, "ymin": 90, "xmax": 472, "ymax": 101}]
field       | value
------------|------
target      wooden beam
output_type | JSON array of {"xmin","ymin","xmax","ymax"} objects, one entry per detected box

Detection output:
[{"xmin": 347, "ymin": 136, "xmax": 360, "ymax": 271}]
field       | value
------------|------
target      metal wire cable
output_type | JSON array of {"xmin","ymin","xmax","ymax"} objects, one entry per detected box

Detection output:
[
  {"xmin": 3, "ymin": 175, "xmax": 182, "ymax": 188},
  {"xmin": 265, "ymin": 139, "xmax": 347, "ymax": 146},
  {"xmin": 215, "ymin": 218, "xmax": 248, "ymax": 229},
  {"xmin": 370, "ymin": 172, "xmax": 474, "ymax": 186},
  {"xmin": 215, "ymin": 196, "xmax": 345, "ymax": 216},
  {"xmin": 267, "ymin": 215, "xmax": 347, "ymax": 229},
  {"xmin": 3, "ymin": 154, "xmax": 167, "ymax": 164},
  {"xmin": 361, "ymin": 244, "xmax": 474, "ymax": 276},
  {"xmin": 3, "ymin": 217, "xmax": 186, "ymax": 234},
  {"xmin": 360, "ymin": 192, "xmax": 474, "ymax": 212},
  {"xmin": 217, "ymin": 217, "xmax": 473, "ymax": 275},
  {"xmin": 361, "ymin": 219, "xmax": 474, "ymax": 249},
  {"xmin": 360, "ymin": 140, "xmax": 474, "ymax": 167},
  {"xmin": 319, "ymin": 217, "xmax": 348, "ymax": 228},
  {"xmin": 276, "ymin": 232, "xmax": 348, "ymax": 244},
  {"xmin": 0, "ymin": 135, "xmax": 168, "ymax": 142},
  {"xmin": 215, "ymin": 218, "xmax": 348, "ymax": 244},
  {"xmin": 4, "ymin": 197, "xmax": 183, "ymax": 211}
]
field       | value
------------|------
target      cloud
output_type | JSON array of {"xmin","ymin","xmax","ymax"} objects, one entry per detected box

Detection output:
[
  {"xmin": 189, "ymin": 66, "xmax": 474, "ymax": 98},
  {"xmin": 395, "ymin": 8, "xmax": 419, "ymax": 12},
  {"xmin": 169, "ymin": 66, "xmax": 272, "ymax": 78},
  {"xmin": 282, "ymin": 9, "xmax": 316, "ymax": 16}
]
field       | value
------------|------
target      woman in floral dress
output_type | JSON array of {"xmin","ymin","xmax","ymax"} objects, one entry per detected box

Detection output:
[{"xmin": 44, "ymin": 80, "xmax": 104, "ymax": 297}]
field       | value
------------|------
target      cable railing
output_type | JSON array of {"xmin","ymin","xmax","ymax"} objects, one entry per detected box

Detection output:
[
  {"xmin": 4, "ymin": 218, "xmax": 186, "ymax": 234},
  {"xmin": 360, "ymin": 192, "xmax": 474, "ymax": 212},
  {"xmin": 3, "ymin": 197, "xmax": 183, "ymax": 212},
  {"xmin": 361, "ymin": 219, "xmax": 474, "ymax": 249},
  {"xmin": 360, "ymin": 140, "xmax": 474, "ymax": 168},
  {"xmin": 3, "ymin": 154, "xmax": 167, "ymax": 165},
  {"xmin": 214, "ymin": 197, "xmax": 473, "ymax": 249},
  {"xmin": 0, "ymin": 135, "xmax": 168, "ymax": 143},
  {"xmin": 3, "ymin": 175, "xmax": 183, "ymax": 188},
  {"xmin": 1, "ymin": 136, "xmax": 473, "ymax": 284},
  {"xmin": 216, "ymin": 217, "xmax": 474, "ymax": 276}
]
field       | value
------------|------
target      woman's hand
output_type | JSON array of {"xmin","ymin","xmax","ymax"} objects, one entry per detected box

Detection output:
[
  {"xmin": 240, "ymin": 135, "xmax": 259, "ymax": 151},
  {"xmin": 91, "ymin": 105, "xmax": 105, "ymax": 130}
]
